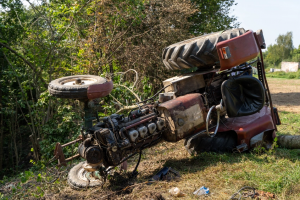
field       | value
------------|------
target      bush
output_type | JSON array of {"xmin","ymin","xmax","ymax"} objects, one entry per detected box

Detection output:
[
  {"xmin": 288, "ymin": 73, "xmax": 297, "ymax": 79},
  {"xmin": 266, "ymin": 71, "xmax": 300, "ymax": 79}
]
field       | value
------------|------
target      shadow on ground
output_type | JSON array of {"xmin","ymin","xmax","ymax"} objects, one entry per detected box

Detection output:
[{"xmin": 271, "ymin": 92, "xmax": 300, "ymax": 107}]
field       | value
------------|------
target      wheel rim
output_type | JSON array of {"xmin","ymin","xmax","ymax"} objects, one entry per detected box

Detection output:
[
  {"xmin": 60, "ymin": 77, "xmax": 99, "ymax": 86},
  {"xmin": 77, "ymin": 167, "xmax": 103, "ymax": 183}
]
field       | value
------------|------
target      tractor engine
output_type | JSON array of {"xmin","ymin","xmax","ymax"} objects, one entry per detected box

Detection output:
[
  {"xmin": 78, "ymin": 90, "xmax": 212, "ymax": 168},
  {"xmin": 78, "ymin": 107, "xmax": 166, "ymax": 167}
]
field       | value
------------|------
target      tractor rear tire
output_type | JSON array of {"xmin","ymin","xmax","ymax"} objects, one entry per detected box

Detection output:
[
  {"xmin": 48, "ymin": 75, "xmax": 107, "ymax": 99},
  {"xmin": 162, "ymin": 28, "xmax": 246, "ymax": 71},
  {"xmin": 185, "ymin": 131, "xmax": 237, "ymax": 155}
]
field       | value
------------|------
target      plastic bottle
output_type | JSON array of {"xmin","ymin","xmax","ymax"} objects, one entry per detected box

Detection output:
[{"xmin": 193, "ymin": 186, "xmax": 209, "ymax": 196}]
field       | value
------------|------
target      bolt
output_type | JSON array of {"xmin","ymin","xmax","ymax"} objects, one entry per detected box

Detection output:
[{"xmin": 75, "ymin": 78, "xmax": 82, "ymax": 85}]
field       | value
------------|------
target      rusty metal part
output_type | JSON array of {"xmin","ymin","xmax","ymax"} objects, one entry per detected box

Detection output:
[
  {"xmin": 125, "ymin": 115, "xmax": 157, "ymax": 130},
  {"xmin": 87, "ymin": 80, "xmax": 113, "ymax": 100},
  {"xmin": 254, "ymin": 33, "xmax": 277, "ymax": 131},
  {"xmin": 78, "ymin": 143, "xmax": 104, "ymax": 164},
  {"xmin": 75, "ymin": 78, "xmax": 82, "ymax": 85},
  {"xmin": 61, "ymin": 138, "xmax": 82, "ymax": 148},
  {"xmin": 234, "ymin": 143, "xmax": 248, "ymax": 153},
  {"xmin": 119, "ymin": 113, "xmax": 156, "ymax": 128},
  {"xmin": 54, "ymin": 137, "xmax": 83, "ymax": 167},
  {"xmin": 159, "ymin": 92, "xmax": 175, "ymax": 103},
  {"xmin": 163, "ymin": 72, "xmax": 206, "ymax": 97},
  {"xmin": 158, "ymin": 93, "xmax": 207, "ymax": 142}
]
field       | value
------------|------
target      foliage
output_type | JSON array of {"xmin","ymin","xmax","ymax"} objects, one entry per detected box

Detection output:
[
  {"xmin": 2, "ymin": 109, "xmax": 300, "ymax": 199},
  {"xmin": 0, "ymin": 0, "xmax": 240, "ymax": 178},
  {"xmin": 264, "ymin": 32, "xmax": 294, "ymax": 67},
  {"xmin": 265, "ymin": 71, "xmax": 300, "ymax": 79},
  {"xmin": 81, "ymin": 0, "xmax": 197, "ymax": 91},
  {"xmin": 189, "ymin": 0, "xmax": 240, "ymax": 34}
]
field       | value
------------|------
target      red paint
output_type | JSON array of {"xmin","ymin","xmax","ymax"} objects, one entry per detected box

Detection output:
[
  {"xmin": 217, "ymin": 106, "xmax": 276, "ymax": 146},
  {"xmin": 158, "ymin": 93, "xmax": 207, "ymax": 142},
  {"xmin": 87, "ymin": 80, "xmax": 113, "ymax": 99},
  {"xmin": 217, "ymin": 31, "xmax": 260, "ymax": 71}
]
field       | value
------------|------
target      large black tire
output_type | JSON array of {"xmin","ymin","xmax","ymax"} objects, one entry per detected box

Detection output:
[
  {"xmin": 67, "ymin": 162, "xmax": 104, "ymax": 190},
  {"xmin": 48, "ymin": 75, "xmax": 107, "ymax": 99},
  {"xmin": 162, "ymin": 28, "xmax": 246, "ymax": 70},
  {"xmin": 184, "ymin": 132, "xmax": 237, "ymax": 155}
]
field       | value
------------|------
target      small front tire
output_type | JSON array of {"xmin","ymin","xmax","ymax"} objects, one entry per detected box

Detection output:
[{"xmin": 67, "ymin": 162, "xmax": 104, "ymax": 190}]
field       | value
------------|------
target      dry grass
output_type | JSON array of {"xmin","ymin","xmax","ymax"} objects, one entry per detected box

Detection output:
[
  {"xmin": 2, "ymin": 78, "xmax": 300, "ymax": 199},
  {"xmin": 268, "ymin": 78, "xmax": 300, "ymax": 114}
]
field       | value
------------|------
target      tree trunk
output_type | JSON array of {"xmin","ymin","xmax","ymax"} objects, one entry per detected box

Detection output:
[
  {"xmin": 277, "ymin": 135, "xmax": 300, "ymax": 149},
  {"xmin": 29, "ymin": 135, "xmax": 40, "ymax": 161},
  {"xmin": 13, "ymin": 109, "xmax": 19, "ymax": 167},
  {"xmin": 0, "ymin": 76, "xmax": 3, "ymax": 171},
  {"xmin": 0, "ymin": 113, "xmax": 3, "ymax": 171}
]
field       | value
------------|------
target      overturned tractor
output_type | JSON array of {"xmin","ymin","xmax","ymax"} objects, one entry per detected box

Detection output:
[{"xmin": 48, "ymin": 28, "xmax": 281, "ymax": 189}]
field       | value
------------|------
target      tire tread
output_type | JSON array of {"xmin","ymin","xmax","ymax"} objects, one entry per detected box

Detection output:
[{"xmin": 162, "ymin": 28, "xmax": 246, "ymax": 71}]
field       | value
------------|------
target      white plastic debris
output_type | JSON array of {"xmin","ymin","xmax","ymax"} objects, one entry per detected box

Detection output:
[
  {"xmin": 193, "ymin": 186, "xmax": 209, "ymax": 196},
  {"xmin": 169, "ymin": 187, "xmax": 185, "ymax": 197}
]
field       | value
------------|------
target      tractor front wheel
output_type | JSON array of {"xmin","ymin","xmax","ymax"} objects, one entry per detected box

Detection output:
[{"xmin": 67, "ymin": 162, "xmax": 105, "ymax": 190}]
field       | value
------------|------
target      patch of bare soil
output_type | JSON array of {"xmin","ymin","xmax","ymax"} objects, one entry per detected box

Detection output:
[
  {"xmin": 38, "ymin": 143, "xmax": 187, "ymax": 200},
  {"xmin": 268, "ymin": 78, "xmax": 300, "ymax": 113},
  {"xmin": 5, "ymin": 78, "xmax": 298, "ymax": 200}
]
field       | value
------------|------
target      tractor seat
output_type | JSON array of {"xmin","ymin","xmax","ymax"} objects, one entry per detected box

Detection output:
[{"xmin": 221, "ymin": 76, "xmax": 265, "ymax": 118}]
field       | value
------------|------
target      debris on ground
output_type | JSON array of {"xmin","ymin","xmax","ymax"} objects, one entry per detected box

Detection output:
[
  {"xmin": 229, "ymin": 186, "xmax": 256, "ymax": 199},
  {"xmin": 193, "ymin": 186, "xmax": 209, "ymax": 196},
  {"xmin": 169, "ymin": 187, "xmax": 185, "ymax": 197},
  {"xmin": 229, "ymin": 186, "xmax": 276, "ymax": 200},
  {"xmin": 254, "ymin": 190, "xmax": 276, "ymax": 199},
  {"xmin": 149, "ymin": 167, "xmax": 180, "ymax": 182}
]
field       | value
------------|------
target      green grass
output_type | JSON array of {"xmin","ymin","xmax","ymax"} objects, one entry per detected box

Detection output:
[
  {"xmin": 277, "ymin": 111, "xmax": 300, "ymax": 136},
  {"xmin": 1, "ymin": 111, "xmax": 300, "ymax": 199},
  {"xmin": 264, "ymin": 71, "xmax": 300, "ymax": 79}
]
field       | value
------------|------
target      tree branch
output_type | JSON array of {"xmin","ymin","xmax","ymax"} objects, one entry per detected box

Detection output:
[
  {"xmin": 116, "ymin": 105, "xmax": 138, "ymax": 114},
  {"xmin": 114, "ymin": 84, "xmax": 141, "ymax": 102},
  {"xmin": 0, "ymin": 42, "xmax": 48, "ymax": 88}
]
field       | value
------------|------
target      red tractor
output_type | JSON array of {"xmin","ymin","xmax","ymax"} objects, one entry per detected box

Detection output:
[{"xmin": 48, "ymin": 28, "xmax": 281, "ymax": 189}]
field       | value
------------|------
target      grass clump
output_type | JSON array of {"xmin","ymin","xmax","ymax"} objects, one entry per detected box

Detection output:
[
  {"xmin": 265, "ymin": 71, "xmax": 300, "ymax": 79},
  {"xmin": 1, "ymin": 111, "xmax": 300, "ymax": 199},
  {"xmin": 277, "ymin": 111, "xmax": 300, "ymax": 136}
]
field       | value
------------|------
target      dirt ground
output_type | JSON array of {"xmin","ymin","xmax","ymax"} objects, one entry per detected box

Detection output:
[
  {"xmin": 268, "ymin": 78, "xmax": 300, "ymax": 113},
  {"xmin": 43, "ymin": 78, "xmax": 300, "ymax": 200},
  {"xmin": 5, "ymin": 78, "xmax": 300, "ymax": 200}
]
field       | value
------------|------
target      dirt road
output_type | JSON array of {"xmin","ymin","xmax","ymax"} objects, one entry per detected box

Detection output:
[{"xmin": 268, "ymin": 78, "xmax": 300, "ymax": 113}]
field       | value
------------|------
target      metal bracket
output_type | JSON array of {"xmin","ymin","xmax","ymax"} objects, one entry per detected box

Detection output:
[{"xmin": 54, "ymin": 137, "xmax": 82, "ymax": 167}]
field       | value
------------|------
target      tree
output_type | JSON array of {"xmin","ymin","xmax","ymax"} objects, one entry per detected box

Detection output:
[
  {"xmin": 265, "ymin": 32, "xmax": 294, "ymax": 67},
  {"xmin": 82, "ymin": 0, "xmax": 197, "ymax": 89},
  {"xmin": 276, "ymin": 32, "xmax": 293, "ymax": 60},
  {"xmin": 189, "ymin": 0, "xmax": 240, "ymax": 34},
  {"xmin": 0, "ymin": 0, "xmax": 240, "ymax": 177}
]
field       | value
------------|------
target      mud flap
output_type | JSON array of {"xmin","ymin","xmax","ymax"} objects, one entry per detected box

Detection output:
[
  {"xmin": 273, "ymin": 107, "xmax": 281, "ymax": 125},
  {"xmin": 250, "ymin": 129, "xmax": 274, "ymax": 149}
]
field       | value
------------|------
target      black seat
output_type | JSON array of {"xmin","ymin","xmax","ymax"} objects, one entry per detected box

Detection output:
[{"xmin": 221, "ymin": 76, "xmax": 265, "ymax": 118}]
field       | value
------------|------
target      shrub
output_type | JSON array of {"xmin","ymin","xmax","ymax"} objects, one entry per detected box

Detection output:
[{"xmin": 288, "ymin": 73, "xmax": 297, "ymax": 79}]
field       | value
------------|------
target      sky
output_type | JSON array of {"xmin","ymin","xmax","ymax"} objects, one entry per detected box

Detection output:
[{"xmin": 230, "ymin": 0, "xmax": 300, "ymax": 49}]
